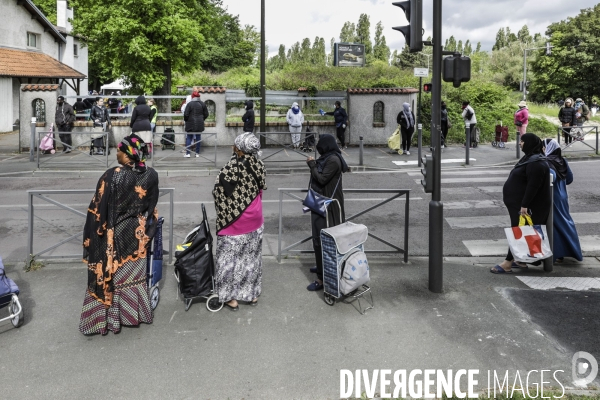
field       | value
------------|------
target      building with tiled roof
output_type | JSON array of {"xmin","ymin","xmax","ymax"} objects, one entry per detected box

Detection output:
[{"xmin": 0, "ymin": 0, "xmax": 87, "ymax": 132}]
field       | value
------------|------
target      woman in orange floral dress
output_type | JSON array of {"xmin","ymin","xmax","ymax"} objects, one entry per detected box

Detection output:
[{"xmin": 79, "ymin": 133, "xmax": 159, "ymax": 335}]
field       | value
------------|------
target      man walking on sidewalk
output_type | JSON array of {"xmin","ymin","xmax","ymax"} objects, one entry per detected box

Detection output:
[{"xmin": 55, "ymin": 96, "xmax": 76, "ymax": 153}]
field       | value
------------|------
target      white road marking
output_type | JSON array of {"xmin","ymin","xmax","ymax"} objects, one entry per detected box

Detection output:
[
  {"xmin": 406, "ymin": 169, "xmax": 511, "ymax": 176},
  {"xmin": 414, "ymin": 177, "xmax": 507, "ymax": 185},
  {"xmin": 393, "ymin": 158, "xmax": 476, "ymax": 166},
  {"xmin": 447, "ymin": 212, "xmax": 600, "ymax": 229},
  {"xmin": 444, "ymin": 200, "xmax": 505, "ymax": 210},
  {"xmin": 463, "ymin": 235, "xmax": 600, "ymax": 256},
  {"xmin": 478, "ymin": 186, "xmax": 503, "ymax": 193},
  {"xmin": 516, "ymin": 277, "xmax": 600, "ymax": 291}
]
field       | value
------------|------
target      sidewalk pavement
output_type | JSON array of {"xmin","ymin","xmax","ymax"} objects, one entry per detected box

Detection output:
[
  {"xmin": 1, "ymin": 256, "xmax": 599, "ymax": 399},
  {"xmin": 0, "ymin": 130, "xmax": 598, "ymax": 177}
]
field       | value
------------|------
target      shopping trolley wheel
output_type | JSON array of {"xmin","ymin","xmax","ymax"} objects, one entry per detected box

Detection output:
[
  {"xmin": 10, "ymin": 299, "xmax": 23, "ymax": 328},
  {"xmin": 324, "ymin": 293, "xmax": 335, "ymax": 306},
  {"xmin": 206, "ymin": 293, "xmax": 224, "ymax": 312},
  {"xmin": 150, "ymin": 286, "xmax": 160, "ymax": 310}
]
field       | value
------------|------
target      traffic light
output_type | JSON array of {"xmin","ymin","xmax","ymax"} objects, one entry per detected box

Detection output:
[
  {"xmin": 392, "ymin": 0, "xmax": 423, "ymax": 53},
  {"xmin": 421, "ymin": 154, "xmax": 433, "ymax": 193},
  {"xmin": 423, "ymin": 82, "xmax": 432, "ymax": 93},
  {"xmin": 442, "ymin": 55, "xmax": 471, "ymax": 88}
]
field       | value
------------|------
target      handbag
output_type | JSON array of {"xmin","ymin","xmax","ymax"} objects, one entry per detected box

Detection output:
[
  {"xmin": 447, "ymin": 118, "xmax": 452, "ymax": 129},
  {"xmin": 302, "ymin": 175, "xmax": 341, "ymax": 217},
  {"xmin": 505, "ymin": 214, "xmax": 552, "ymax": 263}
]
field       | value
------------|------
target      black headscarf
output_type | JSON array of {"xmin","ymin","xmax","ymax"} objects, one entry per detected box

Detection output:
[
  {"xmin": 315, "ymin": 134, "xmax": 349, "ymax": 173},
  {"xmin": 544, "ymin": 138, "xmax": 567, "ymax": 180},
  {"xmin": 515, "ymin": 133, "xmax": 546, "ymax": 168}
]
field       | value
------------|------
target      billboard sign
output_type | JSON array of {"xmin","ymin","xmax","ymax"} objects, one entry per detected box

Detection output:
[{"xmin": 334, "ymin": 43, "xmax": 366, "ymax": 67}]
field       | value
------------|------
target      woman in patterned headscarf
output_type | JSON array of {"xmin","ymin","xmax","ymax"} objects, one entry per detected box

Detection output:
[
  {"xmin": 79, "ymin": 133, "xmax": 159, "ymax": 335},
  {"xmin": 212, "ymin": 132, "xmax": 267, "ymax": 311}
]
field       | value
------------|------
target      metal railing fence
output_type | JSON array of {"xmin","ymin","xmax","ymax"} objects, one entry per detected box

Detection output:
[
  {"xmin": 556, "ymin": 125, "xmax": 599, "ymax": 154},
  {"xmin": 256, "ymin": 131, "xmax": 319, "ymax": 163},
  {"xmin": 149, "ymin": 132, "xmax": 218, "ymax": 168},
  {"xmin": 277, "ymin": 188, "xmax": 410, "ymax": 262},
  {"xmin": 27, "ymin": 188, "xmax": 174, "ymax": 264},
  {"xmin": 37, "ymin": 131, "xmax": 110, "ymax": 168}
]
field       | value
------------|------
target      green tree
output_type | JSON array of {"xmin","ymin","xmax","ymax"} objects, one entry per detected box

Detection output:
[
  {"xmin": 395, "ymin": 44, "xmax": 419, "ymax": 68},
  {"xmin": 328, "ymin": 37, "xmax": 335, "ymax": 66},
  {"xmin": 373, "ymin": 22, "xmax": 390, "ymax": 63},
  {"xmin": 457, "ymin": 40, "xmax": 463, "ymax": 54},
  {"xmin": 31, "ymin": 0, "xmax": 57, "ymax": 24},
  {"xmin": 445, "ymin": 36, "xmax": 457, "ymax": 52},
  {"xmin": 464, "ymin": 40, "xmax": 472, "ymax": 56},
  {"xmin": 299, "ymin": 38, "xmax": 312, "ymax": 63},
  {"xmin": 340, "ymin": 22, "xmax": 357, "ymax": 42},
  {"xmin": 506, "ymin": 27, "xmax": 518, "ymax": 43},
  {"xmin": 311, "ymin": 37, "xmax": 327, "ymax": 66},
  {"xmin": 518, "ymin": 25, "xmax": 532, "ymax": 44},
  {"xmin": 493, "ymin": 28, "xmax": 506, "ymax": 50},
  {"xmin": 356, "ymin": 14, "xmax": 372, "ymax": 55}
]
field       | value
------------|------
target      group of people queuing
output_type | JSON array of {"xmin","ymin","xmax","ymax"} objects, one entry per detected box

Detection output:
[{"xmin": 78, "ymin": 126, "xmax": 348, "ymax": 332}]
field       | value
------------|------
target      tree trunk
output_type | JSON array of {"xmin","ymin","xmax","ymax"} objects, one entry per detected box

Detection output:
[{"xmin": 154, "ymin": 61, "xmax": 172, "ymax": 120}]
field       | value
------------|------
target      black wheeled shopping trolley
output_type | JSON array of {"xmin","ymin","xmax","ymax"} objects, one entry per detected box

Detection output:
[{"xmin": 0, "ymin": 257, "xmax": 23, "ymax": 328}]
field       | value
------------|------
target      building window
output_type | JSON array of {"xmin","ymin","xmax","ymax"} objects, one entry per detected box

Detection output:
[
  {"xmin": 27, "ymin": 32, "xmax": 39, "ymax": 48},
  {"xmin": 73, "ymin": 44, "xmax": 78, "ymax": 57},
  {"xmin": 205, "ymin": 100, "xmax": 216, "ymax": 122},
  {"xmin": 373, "ymin": 101, "xmax": 385, "ymax": 127},
  {"xmin": 32, "ymin": 99, "xmax": 46, "ymax": 123}
]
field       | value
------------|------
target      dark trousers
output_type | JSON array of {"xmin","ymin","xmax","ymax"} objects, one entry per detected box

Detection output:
[
  {"xmin": 466, "ymin": 123, "xmax": 477, "ymax": 146},
  {"xmin": 563, "ymin": 126, "xmax": 573, "ymax": 144},
  {"xmin": 336, "ymin": 125, "xmax": 346, "ymax": 147},
  {"xmin": 401, "ymin": 126, "xmax": 414, "ymax": 151},
  {"xmin": 441, "ymin": 121, "xmax": 448, "ymax": 145},
  {"xmin": 311, "ymin": 212, "xmax": 327, "ymax": 281},
  {"xmin": 185, "ymin": 134, "xmax": 201, "ymax": 154},
  {"xmin": 57, "ymin": 123, "xmax": 72, "ymax": 149}
]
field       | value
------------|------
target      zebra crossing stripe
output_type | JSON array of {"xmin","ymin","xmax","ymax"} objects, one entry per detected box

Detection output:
[
  {"xmin": 393, "ymin": 158, "xmax": 476, "ymax": 166},
  {"xmin": 406, "ymin": 169, "xmax": 511, "ymax": 176},
  {"xmin": 446, "ymin": 212, "xmax": 600, "ymax": 229},
  {"xmin": 414, "ymin": 177, "xmax": 507, "ymax": 185},
  {"xmin": 444, "ymin": 200, "xmax": 505, "ymax": 210},
  {"xmin": 516, "ymin": 277, "xmax": 600, "ymax": 291},
  {"xmin": 463, "ymin": 235, "xmax": 600, "ymax": 256}
]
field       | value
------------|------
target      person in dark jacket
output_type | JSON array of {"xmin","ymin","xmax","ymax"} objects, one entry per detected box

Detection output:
[
  {"xmin": 305, "ymin": 134, "xmax": 349, "ymax": 291},
  {"xmin": 241, "ymin": 100, "xmax": 255, "ymax": 133},
  {"xmin": 491, "ymin": 133, "xmax": 551, "ymax": 273},
  {"xmin": 440, "ymin": 101, "xmax": 449, "ymax": 148},
  {"xmin": 324, "ymin": 101, "xmax": 349, "ymax": 149},
  {"xmin": 183, "ymin": 91, "xmax": 209, "ymax": 157},
  {"xmin": 130, "ymin": 95, "xmax": 153, "ymax": 156},
  {"xmin": 55, "ymin": 96, "xmax": 76, "ymax": 152},
  {"xmin": 558, "ymin": 97, "xmax": 576, "ymax": 145},
  {"xmin": 90, "ymin": 98, "xmax": 111, "ymax": 130},
  {"xmin": 396, "ymin": 102, "xmax": 415, "ymax": 155}
]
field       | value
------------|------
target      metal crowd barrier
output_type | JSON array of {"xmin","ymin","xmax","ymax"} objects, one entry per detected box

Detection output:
[
  {"xmin": 256, "ymin": 131, "xmax": 319, "ymax": 162},
  {"xmin": 27, "ymin": 188, "xmax": 175, "ymax": 264},
  {"xmin": 37, "ymin": 131, "xmax": 110, "ymax": 168},
  {"xmin": 556, "ymin": 125, "xmax": 599, "ymax": 154},
  {"xmin": 149, "ymin": 132, "xmax": 217, "ymax": 168},
  {"xmin": 277, "ymin": 188, "xmax": 410, "ymax": 262}
]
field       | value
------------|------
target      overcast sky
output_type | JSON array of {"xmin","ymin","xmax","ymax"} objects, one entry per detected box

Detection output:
[{"xmin": 221, "ymin": 0, "xmax": 599, "ymax": 56}]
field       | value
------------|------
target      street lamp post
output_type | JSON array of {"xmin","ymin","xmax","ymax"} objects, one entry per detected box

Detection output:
[{"xmin": 522, "ymin": 43, "xmax": 552, "ymax": 101}]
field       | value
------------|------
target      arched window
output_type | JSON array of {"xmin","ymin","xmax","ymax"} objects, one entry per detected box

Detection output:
[
  {"xmin": 373, "ymin": 101, "xmax": 384, "ymax": 126},
  {"xmin": 205, "ymin": 100, "xmax": 216, "ymax": 122},
  {"xmin": 32, "ymin": 98, "xmax": 46, "ymax": 123}
]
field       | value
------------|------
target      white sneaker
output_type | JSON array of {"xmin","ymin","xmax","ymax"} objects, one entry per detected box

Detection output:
[
  {"xmin": 195, "ymin": 154, "xmax": 199, "ymax": 158},
  {"xmin": 406, "ymin": 150, "xmax": 410, "ymax": 155},
  {"xmin": 184, "ymin": 154, "xmax": 190, "ymax": 158}
]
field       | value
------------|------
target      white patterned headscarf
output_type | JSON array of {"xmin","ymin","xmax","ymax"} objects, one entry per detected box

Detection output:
[
  {"xmin": 235, "ymin": 132, "xmax": 262, "ymax": 157},
  {"xmin": 544, "ymin": 138, "xmax": 560, "ymax": 156}
]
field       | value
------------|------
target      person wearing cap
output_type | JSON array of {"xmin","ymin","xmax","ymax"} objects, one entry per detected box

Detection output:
[
  {"xmin": 514, "ymin": 101, "xmax": 529, "ymax": 136},
  {"xmin": 183, "ymin": 90, "xmax": 209, "ymax": 158},
  {"xmin": 461, "ymin": 101, "xmax": 477, "ymax": 147},
  {"xmin": 573, "ymin": 98, "xmax": 589, "ymax": 126},
  {"xmin": 55, "ymin": 95, "xmax": 76, "ymax": 153},
  {"xmin": 558, "ymin": 97, "xmax": 576, "ymax": 144}
]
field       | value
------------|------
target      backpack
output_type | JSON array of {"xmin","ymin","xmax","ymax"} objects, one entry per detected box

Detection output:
[{"xmin": 339, "ymin": 248, "xmax": 370, "ymax": 295}]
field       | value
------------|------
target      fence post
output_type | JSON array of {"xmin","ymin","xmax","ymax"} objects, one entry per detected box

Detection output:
[
  {"xmin": 27, "ymin": 192, "xmax": 34, "ymax": 260},
  {"xmin": 359, "ymin": 136, "xmax": 364, "ymax": 166},
  {"xmin": 30, "ymin": 118, "xmax": 36, "ymax": 162},
  {"xmin": 465, "ymin": 123, "xmax": 470, "ymax": 165},
  {"xmin": 543, "ymin": 173, "xmax": 554, "ymax": 272},
  {"xmin": 596, "ymin": 126, "xmax": 599, "ymax": 155},
  {"xmin": 278, "ymin": 189, "xmax": 283, "ymax": 262},
  {"xmin": 417, "ymin": 124, "xmax": 423, "ymax": 167},
  {"xmin": 557, "ymin": 127, "xmax": 561, "ymax": 145},
  {"xmin": 169, "ymin": 189, "xmax": 174, "ymax": 265},
  {"xmin": 516, "ymin": 131, "xmax": 521, "ymax": 159}
]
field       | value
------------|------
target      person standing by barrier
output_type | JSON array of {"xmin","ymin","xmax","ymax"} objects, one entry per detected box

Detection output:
[
  {"xmin": 79, "ymin": 133, "xmax": 159, "ymax": 335},
  {"xmin": 558, "ymin": 97, "xmax": 576, "ymax": 145},
  {"xmin": 514, "ymin": 100, "xmax": 529, "ymax": 136},
  {"xmin": 183, "ymin": 90, "xmax": 209, "ymax": 158},
  {"xmin": 574, "ymin": 98, "xmax": 589, "ymax": 127},
  {"xmin": 213, "ymin": 133, "xmax": 267, "ymax": 310},
  {"xmin": 148, "ymin": 98, "xmax": 158, "ymax": 132},
  {"xmin": 461, "ymin": 101, "xmax": 477, "ymax": 148},
  {"xmin": 73, "ymin": 97, "xmax": 87, "ymax": 121},
  {"xmin": 323, "ymin": 101, "xmax": 348, "ymax": 149},
  {"xmin": 286, "ymin": 102, "xmax": 304, "ymax": 149},
  {"xmin": 91, "ymin": 98, "xmax": 111, "ymax": 132},
  {"xmin": 543, "ymin": 138, "xmax": 582, "ymax": 263},
  {"xmin": 397, "ymin": 102, "xmax": 415, "ymax": 155},
  {"xmin": 55, "ymin": 95, "xmax": 76, "ymax": 153},
  {"xmin": 130, "ymin": 95, "xmax": 153, "ymax": 157},
  {"xmin": 305, "ymin": 134, "xmax": 349, "ymax": 291},
  {"xmin": 242, "ymin": 100, "xmax": 255, "ymax": 133},
  {"xmin": 491, "ymin": 134, "xmax": 550, "ymax": 274}
]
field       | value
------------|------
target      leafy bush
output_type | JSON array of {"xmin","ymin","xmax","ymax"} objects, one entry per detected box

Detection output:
[{"xmin": 527, "ymin": 116, "xmax": 558, "ymax": 137}]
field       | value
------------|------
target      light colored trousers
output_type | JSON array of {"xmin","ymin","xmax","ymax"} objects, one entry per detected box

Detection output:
[{"xmin": 289, "ymin": 125, "xmax": 302, "ymax": 146}]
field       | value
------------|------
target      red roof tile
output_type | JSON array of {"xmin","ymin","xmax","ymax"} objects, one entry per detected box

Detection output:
[
  {"xmin": 192, "ymin": 86, "xmax": 227, "ymax": 93},
  {"xmin": 0, "ymin": 48, "xmax": 85, "ymax": 79},
  {"xmin": 21, "ymin": 84, "xmax": 60, "ymax": 91}
]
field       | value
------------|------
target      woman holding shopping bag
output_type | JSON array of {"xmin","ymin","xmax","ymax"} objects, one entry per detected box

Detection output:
[{"xmin": 491, "ymin": 133, "xmax": 551, "ymax": 274}]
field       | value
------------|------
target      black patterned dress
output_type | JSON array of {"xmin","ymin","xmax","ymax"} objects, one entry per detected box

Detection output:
[{"xmin": 79, "ymin": 165, "xmax": 159, "ymax": 335}]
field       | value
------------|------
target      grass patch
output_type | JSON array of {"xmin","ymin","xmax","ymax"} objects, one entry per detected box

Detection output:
[{"xmin": 25, "ymin": 255, "xmax": 45, "ymax": 272}]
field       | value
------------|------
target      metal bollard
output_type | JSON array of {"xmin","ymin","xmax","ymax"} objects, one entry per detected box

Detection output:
[
  {"xmin": 417, "ymin": 124, "xmax": 423, "ymax": 167},
  {"xmin": 359, "ymin": 136, "xmax": 364, "ymax": 166},
  {"xmin": 30, "ymin": 117, "xmax": 36, "ymax": 162},
  {"xmin": 465, "ymin": 123, "xmax": 470, "ymax": 165},
  {"xmin": 543, "ymin": 173, "xmax": 554, "ymax": 272},
  {"xmin": 516, "ymin": 131, "xmax": 521, "ymax": 159}
]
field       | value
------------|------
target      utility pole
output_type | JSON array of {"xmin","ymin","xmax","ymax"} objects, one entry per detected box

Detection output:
[{"xmin": 260, "ymin": 0, "xmax": 266, "ymax": 138}]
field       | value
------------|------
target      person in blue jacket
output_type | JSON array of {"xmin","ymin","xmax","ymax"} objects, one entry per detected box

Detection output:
[
  {"xmin": 322, "ymin": 101, "xmax": 349, "ymax": 149},
  {"xmin": 543, "ymin": 138, "xmax": 582, "ymax": 263}
]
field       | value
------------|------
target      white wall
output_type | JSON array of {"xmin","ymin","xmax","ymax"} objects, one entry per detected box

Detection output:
[
  {"xmin": 0, "ymin": 78, "xmax": 14, "ymax": 132},
  {"xmin": 0, "ymin": 3, "xmax": 59, "ymax": 58}
]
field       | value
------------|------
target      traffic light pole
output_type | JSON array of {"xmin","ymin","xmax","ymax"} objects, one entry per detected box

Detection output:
[{"xmin": 429, "ymin": 0, "xmax": 443, "ymax": 293}]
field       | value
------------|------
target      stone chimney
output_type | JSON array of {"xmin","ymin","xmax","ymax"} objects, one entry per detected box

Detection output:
[{"xmin": 56, "ymin": 0, "xmax": 73, "ymax": 32}]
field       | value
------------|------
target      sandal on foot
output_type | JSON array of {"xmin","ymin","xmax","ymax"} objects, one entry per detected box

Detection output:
[
  {"xmin": 249, "ymin": 299, "xmax": 258, "ymax": 306},
  {"xmin": 511, "ymin": 261, "xmax": 528, "ymax": 269},
  {"xmin": 224, "ymin": 302, "xmax": 239, "ymax": 311},
  {"xmin": 309, "ymin": 266, "xmax": 317, "ymax": 273},
  {"xmin": 491, "ymin": 265, "xmax": 512, "ymax": 274}
]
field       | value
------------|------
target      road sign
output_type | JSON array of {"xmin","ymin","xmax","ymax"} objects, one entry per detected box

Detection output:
[{"xmin": 414, "ymin": 67, "xmax": 429, "ymax": 77}]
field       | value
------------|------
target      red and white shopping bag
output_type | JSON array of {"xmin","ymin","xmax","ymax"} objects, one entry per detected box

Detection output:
[{"xmin": 505, "ymin": 215, "xmax": 552, "ymax": 263}]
